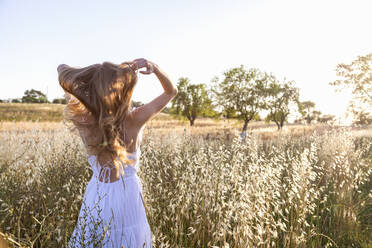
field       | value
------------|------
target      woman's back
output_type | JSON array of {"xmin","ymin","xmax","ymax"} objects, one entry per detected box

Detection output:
[
  {"xmin": 59, "ymin": 58, "xmax": 178, "ymax": 248},
  {"xmin": 68, "ymin": 131, "xmax": 152, "ymax": 247},
  {"xmin": 80, "ymin": 108, "xmax": 146, "ymax": 183}
]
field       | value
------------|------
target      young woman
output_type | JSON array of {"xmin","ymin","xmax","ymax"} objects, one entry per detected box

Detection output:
[{"xmin": 57, "ymin": 58, "xmax": 178, "ymax": 247}]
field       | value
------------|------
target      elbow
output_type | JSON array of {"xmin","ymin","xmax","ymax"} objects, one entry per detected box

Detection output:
[
  {"xmin": 172, "ymin": 88, "xmax": 178, "ymax": 96},
  {"xmin": 166, "ymin": 88, "xmax": 178, "ymax": 97}
]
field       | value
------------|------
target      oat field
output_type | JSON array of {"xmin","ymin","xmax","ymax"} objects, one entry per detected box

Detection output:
[
  {"xmin": 0, "ymin": 113, "xmax": 371, "ymax": 247},
  {"xmin": 0, "ymin": 103, "xmax": 65, "ymax": 122}
]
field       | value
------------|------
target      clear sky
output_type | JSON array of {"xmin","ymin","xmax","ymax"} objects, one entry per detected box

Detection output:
[{"xmin": 1, "ymin": 0, "xmax": 371, "ymax": 119}]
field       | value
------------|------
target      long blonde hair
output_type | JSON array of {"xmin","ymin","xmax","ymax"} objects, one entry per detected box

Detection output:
[{"xmin": 58, "ymin": 61, "xmax": 138, "ymax": 169}]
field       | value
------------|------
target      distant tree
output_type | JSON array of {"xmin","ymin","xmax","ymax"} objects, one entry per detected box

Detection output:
[
  {"xmin": 266, "ymin": 79, "xmax": 300, "ymax": 130},
  {"xmin": 132, "ymin": 100, "xmax": 144, "ymax": 108},
  {"xmin": 330, "ymin": 53, "xmax": 372, "ymax": 116},
  {"xmin": 352, "ymin": 110, "xmax": 372, "ymax": 125},
  {"xmin": 254, "ymin": 113, "xmax": 262, "ymax": 121},
  {"xmin": 201, "ymin": 86, "xmax": 218, "ymax": 118},
  {"xmin": 212, "ymin": 66, "xmax": 270, "ymax": 133},
  {"xmin": 161, "ymin": 106, "xmax": 170, "ymax": 114},
  {"xmin": 222, "ymin": 106, "xmax": 238, "ymax": 119},
  {"xmin": 22, "ymin": 89, "xmax": 49, "ymax": 103},
  {"xmin": 11, "ymin": 99, "xmax": 21, "ymax": 103},
  {"xmin": 0, "ymin": 99, "xmax": 3, "ymax": 103},
  {"xmin": 170, "ymin": 77, "xmax": 213, "ymax": 126},
  {"xmin": 312, "ymin": 111, "xmax": 322, "ymax": 123},
  {"xmin": 52, "ymin": 98, "xmax": 67, "ymax": 104},
  {"xmin": 318, "ymin": 114, "xmax": 335, "ymax": 124},
  {"xmin": 294, "ymin": 118, "xmax": 303, "ymax": 124},
  {"xmin": 210, "ymin": 77, "xmax": 238, "ymax": 119},
  {"xmin": 132, "ymin": 100, "xmax": 171, "ymax": 113},
  {"xmin": 299, "ymin": 101, "xmax": 321, "ymax": 124}
]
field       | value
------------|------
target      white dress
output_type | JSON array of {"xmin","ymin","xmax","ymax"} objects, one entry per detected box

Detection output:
[{"xmin": 68, "ymin": 123, "xmax": 152, "ymax": 248}]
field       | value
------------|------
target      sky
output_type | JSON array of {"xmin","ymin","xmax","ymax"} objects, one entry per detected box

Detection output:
[{"xmin": 0, "ymin": 0, "xmax": 371, "ymax": 121}]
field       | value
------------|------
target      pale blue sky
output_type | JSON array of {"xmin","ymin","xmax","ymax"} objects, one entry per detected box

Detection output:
[{"xmin": 1, "ymin": 0, "xmax": 371, "ymax": 120}]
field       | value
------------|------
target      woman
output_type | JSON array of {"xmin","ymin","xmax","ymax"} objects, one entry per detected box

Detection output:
[{"xmin": 57, "ymin": 58, "xmax": 178, "ymax": 248}]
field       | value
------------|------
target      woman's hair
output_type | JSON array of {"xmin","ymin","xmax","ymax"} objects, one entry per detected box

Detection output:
[{"xmin": 58, "ymin": 61, "xmax": 138, "ymax": 170}]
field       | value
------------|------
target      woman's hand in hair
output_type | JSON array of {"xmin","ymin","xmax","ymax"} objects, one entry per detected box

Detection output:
[{"xmin": 133, "ymin": 58, "xmax": 158, "ymax": 75}]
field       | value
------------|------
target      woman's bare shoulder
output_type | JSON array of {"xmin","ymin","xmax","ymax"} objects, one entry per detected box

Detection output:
[{"xmin": 126, "ymin": 107, "xmax": 146, "ymax": 130}]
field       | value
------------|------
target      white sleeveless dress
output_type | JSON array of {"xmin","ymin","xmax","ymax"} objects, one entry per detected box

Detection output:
[{"xmin": 68, "ymin": 122, "xmax": 152, "ymax": 248}]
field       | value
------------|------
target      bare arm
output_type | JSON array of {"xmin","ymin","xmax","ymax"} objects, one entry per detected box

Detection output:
[{"xmin": 130, "ymin": 59, "xmax": 178, "ymax": 128}]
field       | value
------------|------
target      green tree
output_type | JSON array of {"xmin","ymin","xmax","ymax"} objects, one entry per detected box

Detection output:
[
  {"xmin": 170, "ymin": 78, "xmax": 213, "ymax": 126},
  {"xmin": 299, "ymin": 101, "xmax": 321, "ymax": 124},
  {"xmin": 210, "ymin": 77, "xmax": 237, "ymax": 119},
  {"xmin": 22, "ymin": 89, "xmax": 49, "ymax": 103},
  {"xmin": 52, "ymin": 98, "xmax": 67, "ymax": 104},
  {"xmin": 132, "ymin": 100, "xmax": 144, "ymax": 108},
  {"xmin": 318, "ymin": 114, "xmax": 335, "ymax": 124},
  {"xmin": 352, "ymin": 110, "xmax": 372, "ymax": 125},
  {"xmin": 212, "ymin": 66, "xmax": 270, "ymax": 133},
  {"xmin": 330, "ymin": 53, "xmax": 372, "ymax": 119},
  {"xmin": 266, "ymin": 79, "xmax": 300, "ymax": 130}
]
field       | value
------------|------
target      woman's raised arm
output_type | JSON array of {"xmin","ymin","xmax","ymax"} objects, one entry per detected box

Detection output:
[{"xmin": 130, "ymin": 59, "xmax": 178, "ymax": 128}]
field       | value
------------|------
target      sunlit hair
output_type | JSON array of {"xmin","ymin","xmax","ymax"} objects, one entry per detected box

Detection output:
[{"xmin": 57, "ymin": 61, "xmax": 138, "ymax": 171}]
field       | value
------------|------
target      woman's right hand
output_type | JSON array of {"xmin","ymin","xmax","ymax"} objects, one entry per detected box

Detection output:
[{"xmin": 132, "ymin": 58, "xmax": 157, "ymax": 75}]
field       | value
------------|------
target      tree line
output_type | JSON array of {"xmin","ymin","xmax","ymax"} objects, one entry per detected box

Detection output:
[
  {"xmin": 170, "ymin": 66, "xmax": 303, "ymax": 131},
  {"xmin": 170, "ymin": 53, "xmax": 372, "ymax": 130},
  {"xmin": 2, "ymin": 89, "xmax": 145, "ymax": 109}
]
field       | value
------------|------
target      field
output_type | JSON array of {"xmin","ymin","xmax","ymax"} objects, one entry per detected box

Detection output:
[
  {"xmin": 0, "ymin": 103, "xmax": 65, "ymax": 122},
  {"xmin": 0, "ymin": 103, "xmax": 371, "ymax": 247}
]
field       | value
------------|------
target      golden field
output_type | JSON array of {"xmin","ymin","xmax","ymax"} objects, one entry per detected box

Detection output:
[
  {"xmin": 1, "ymin": 102, "xmax": 371, "ymax": 139},
  {"xmin": 0, "ymin": 103, "xmax": 371, "ymax": 247}
]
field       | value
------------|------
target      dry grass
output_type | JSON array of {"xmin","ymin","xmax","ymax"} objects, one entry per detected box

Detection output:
[
  {"xmin": 0, "ymin": 121, "xmax": 371, "ymax": 247},
  {"xmin": 0, "ymin": 103, "xmax": 65, "ymax": 122},
  {"xmin": 1, "ymin": 102, "xmax": 371, "ymax": 139},
  {"xmin": 2, "ymin": 118, "xmax": 370, "ymax": 142},
  {"xmin": 0, "ymin": 232, "xmax": 9, "ymax": 248}
]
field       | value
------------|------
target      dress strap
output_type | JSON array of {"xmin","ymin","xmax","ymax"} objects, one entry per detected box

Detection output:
[
  {"xmin": 123, "ymin": 121, "xmax": 126, "ymax": 143},
  {"xmin": 82, "ymin": 134, "xmax": 87, "ymax": 146},
  {"xmin": 99, "ymin": 165, "xmax": 112, "ymax": 183},
  {"xmin": 78, "ymin": 129, "xmax": 88, "ymax": 147}
]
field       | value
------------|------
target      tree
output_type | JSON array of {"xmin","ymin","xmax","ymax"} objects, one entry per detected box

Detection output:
[
  {"xmin": 266, "ymin": 79, "xmax": 300, "ymax": 130},
  {"xmin": 161, "ymin": 107, "xmax": 171, "ymax": 114},
  {"xmin": 352, "ymin": 110, "xmax": 372, "ymax": 125},
  {"xmin": 52, "ymin": 98, "xmax": 67, "ymax": 104},
  {"xmin": 299, "ymin": 101, "xmax": 321, "ymax": 124},
  {"xmin": 222, "ymin": 106, "xmax": 238, "ymax": 119},
  {"xmin": 132, "ymin": 100, "xmax": 144, "ymax": 108},
  {"xmin": 22, "ymin": 89, "xmax": 49, "ymax": 103},
  {"xmin": 170, "ymin": 78, "xmax": 213, "ymax": 126},
  {"xmin": 212, "ymin": 66, "xmax": 270, "ymax": 133},
  {"xmin": 318, "ymin": 114, "xmax": 335, "ymax": 124},
  {"xmin": 210, "ymin": 77, "xmax": 238, "ymax": 119},
  {"xmin": 330, "ymin": 53, "xmax": 372, "ymax": 117}
]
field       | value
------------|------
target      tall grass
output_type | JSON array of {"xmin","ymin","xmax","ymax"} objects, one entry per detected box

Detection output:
[
  {"xmin": 0, "ymin": 123, "xmax": 371, "ymax": 247},
  {"xmin": 0, "ymin": 103, "xmax": 65, "ymax": 122}
]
